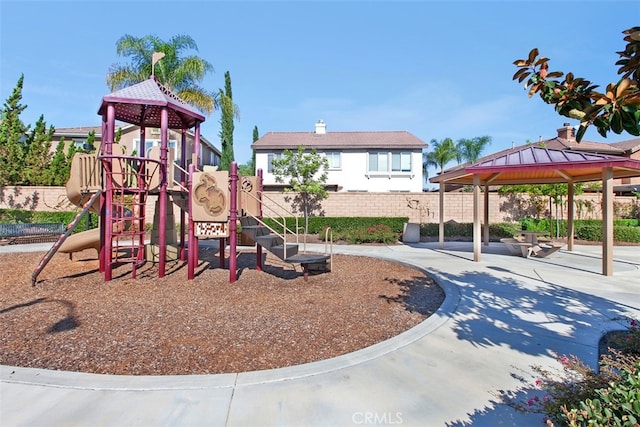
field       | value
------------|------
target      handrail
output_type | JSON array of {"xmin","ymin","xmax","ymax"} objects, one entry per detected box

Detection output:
[
  {"xmin": 171, "ymin": 162, "xmax": 189, "ymax": 192},
  {"xmin": 98, "ymin": 154, "xmax": 162, "ymax": 190},
  {"xmin": 324, "ymin": 226, "xmax": 333, "ymax": 268},
  {"xmin": 240, "ymin": 188, "xmax": 300, "ymax": 258}
]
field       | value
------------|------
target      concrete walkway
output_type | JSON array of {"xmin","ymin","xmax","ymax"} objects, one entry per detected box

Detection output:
[{"xmin": 1, "ymin": 241, "xmax": 639, "ymax": 426}]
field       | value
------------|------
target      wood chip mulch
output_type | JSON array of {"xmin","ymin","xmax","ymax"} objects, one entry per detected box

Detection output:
[{"xmin": 0, "ymin": 246, "xmax": 444, "ymax": 375}]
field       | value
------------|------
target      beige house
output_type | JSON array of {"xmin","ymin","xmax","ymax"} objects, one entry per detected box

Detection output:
[{"xmin": 51, "ymin": 124, "xmax": 221, "ymax": 170}]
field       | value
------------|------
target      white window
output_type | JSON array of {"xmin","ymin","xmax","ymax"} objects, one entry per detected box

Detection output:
[
  {"xmin": 267, "ymin": 152, "xmax": 282, "ymax": 173},
  {"xmin": 73, "ymin": 139, "xmax": 86, "ymax": 149},
  {"xmin": 325, "ymin": 152, "xmax": 341, "ymax": 170},
  {"xmin": 134, "ymin": 139, "xmax": 177, "ymax": 157},
  {"xmin": 368, "ymin": 152, "xmax": 389, "ymax": 172},
  {"xmin": 368, "ymin": 151, "xmax": 412, "ymax": 173},
  {"xmin": 392, "ymin": 152, "xmax": 412, "ymax": 172}
]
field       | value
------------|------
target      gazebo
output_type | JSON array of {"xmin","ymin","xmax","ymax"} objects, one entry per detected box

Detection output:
[{"xmin": 430, "ymin": 145, "xmax": 640, "ymax": 275}]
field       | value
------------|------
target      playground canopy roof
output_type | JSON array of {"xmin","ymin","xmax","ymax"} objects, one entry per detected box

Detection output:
[
  {"xmin": 98, "ymin": 77, "xmax": 205, "ymax": 129},
  {"xmin": 429, "ymin": 145, "xmax": 640, "ymax": 186}
]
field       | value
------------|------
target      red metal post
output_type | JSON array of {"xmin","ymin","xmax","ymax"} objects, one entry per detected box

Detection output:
[
  {"xmin": 187, "ymin": 164, "xmax": 195, "ymax": 280},
  {"xmin": 158, "ymin": 108, "xmax": 168, "ymax": 277},
  {"xmin": 219, "ymin": 238, "xmax": 225, "ymax": 268},
  {"xmin": 229, "ymin": 162, "xmax": 238, "ymax": 283},
  {"xmin": 99, "ymin": 117, "xmax": 107, "ymax": 273},
  {"xmin": 104, "ymin": 105, "xmax": 115, "ymax": 281},
  {"xmin": 256, "ymin": 168, "xmax": 263, "ymax": 271},
  {"xmin": 179, "ymin": 129, "xmax": 187, "ymax": 261}
]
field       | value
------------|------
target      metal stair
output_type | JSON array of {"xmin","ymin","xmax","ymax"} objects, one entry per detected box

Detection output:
[
  {"xmin": 238, "ymin": 215, "xmax": 332, "ymax": 281},
  {"xmin": 238, "ymin": 216, "xmax": 299, "ymax": 261}
]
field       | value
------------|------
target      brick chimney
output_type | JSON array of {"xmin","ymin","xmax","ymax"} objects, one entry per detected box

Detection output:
[
  {"xmin": 557, "ymin": 123, "xmax": 576, "ymax": 141},
  {"xmin": 315, "ymin": 119, "xmax": 326, "ymax": 135}
]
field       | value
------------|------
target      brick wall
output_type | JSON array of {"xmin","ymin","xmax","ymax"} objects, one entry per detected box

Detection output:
[{"xmin": 2, "ymin": 186, "xmax": 636, "ymax": 225}]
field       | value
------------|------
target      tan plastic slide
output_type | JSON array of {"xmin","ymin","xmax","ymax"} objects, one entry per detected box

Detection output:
[{"xmin": 59, "ymin": 154, "xmax": 102, "ymax": 254}]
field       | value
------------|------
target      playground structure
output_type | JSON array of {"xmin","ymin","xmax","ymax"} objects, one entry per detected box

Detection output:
[{"xmin": 32, "ymin": 77, "xmax": 331, "ymax": 286}]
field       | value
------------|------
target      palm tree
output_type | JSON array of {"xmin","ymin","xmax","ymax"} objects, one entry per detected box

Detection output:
[
  {"xmin": 423, "ymin": 138, "xmax": 458, "ymax": 178},
  {"xmin": 107, "ymin": 34, "xmax": 217, "ymax": 115},
  {"xmin": 455, "ymin": 136, "xmax": 492, "ymax": 164}
]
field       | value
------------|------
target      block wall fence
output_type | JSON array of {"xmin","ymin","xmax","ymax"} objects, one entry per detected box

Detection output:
[{"xmin": 2, "ymin": 186, "xmax": 637, "ymax": 225}]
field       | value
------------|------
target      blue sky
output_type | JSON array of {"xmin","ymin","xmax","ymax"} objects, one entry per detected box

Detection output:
[{"xmin": 1, "ymin": 0, "xmax": 638, "ymax": 188}]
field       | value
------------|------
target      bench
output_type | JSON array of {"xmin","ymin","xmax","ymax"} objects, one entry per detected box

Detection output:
[
  {"xmin": 0, "ymin": 223, "xmax": 65, "ymax": 245},
  {"xmin": 500, "ymin": 238, "xmax": 534, "ymax": 257},
  {"xmin": 529, "ymin": 242, "xmax": 564, "ymax": 258}
]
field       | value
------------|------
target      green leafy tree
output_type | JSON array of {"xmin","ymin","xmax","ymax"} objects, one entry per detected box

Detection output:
[
  {"xmin": 107, "ymin": 34, "xmax": 217, "ymax": 115},
  {"xmin": 83, "ymin": 130, "xmax": 96, "ymax": 153},
  {"xmin": 423, "ymin": 138, "xmax": 458, "ymax": 177},
  {"xmin": 22, "ymin": 115, "xmax": 54, "ymax": 185},
  {"xmin": 513, "ymin": 26, "xmax": 640, "ymax": 141},
  {"xmin": 238, "ymin": 125, "xmax": 258, "ymax": 177},
  {"xmin": 47, "ymin": 139, "xmax": 69, "ymax": 186},
  {"xmin": 271, "ymin": 145, "xmax": 329, "ymax": 234},
  {"xmin": 0, "ymin": 75, "xmax": 29, "ymax": 186},
  {"xmin": 455, "ymin": 136, "xmax": 492, "ymax": 164},
  {"xmin": 218, "ymin": 71, "xmax": 239, "ymax": 171}
]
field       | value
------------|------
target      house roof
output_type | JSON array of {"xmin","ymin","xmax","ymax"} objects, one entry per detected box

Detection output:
[
  {"xmin": 535, "ymin": 137, "xmax": 626, "ymax": 155},
  {"xmin": 609, "ymin": 138, "xmax": 640, "ymax": 154},
  {"xmin": 430, "ymin": 145, "xmax": 640, "ymax": 186},
  {"xmin": 251, "ymin": 131, "xmax": 427, "ymax": 151},
  {"xmin": 98, "ymin": 78, "xmax": 205, "ymax": 129},
  {"xmin": 53, "ymin": 124, "xmax": 219, "ymax": 152}
]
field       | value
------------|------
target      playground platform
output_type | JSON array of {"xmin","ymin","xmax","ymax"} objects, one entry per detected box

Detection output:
[{"xmin": 1, "ymin": 241, "xmax": 639, "ymax": 426}]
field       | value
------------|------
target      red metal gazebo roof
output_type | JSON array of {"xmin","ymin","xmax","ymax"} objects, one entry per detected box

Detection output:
[
  {"xmin": 430, "ymin": 145, "xmax": 640, "ymax": 186},
  {"xmin": 97, "ymin": 77, "xmax": 205, "ymax": 129}
]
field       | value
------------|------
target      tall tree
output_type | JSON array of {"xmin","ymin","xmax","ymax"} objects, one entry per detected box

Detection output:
[
  {"xmin": 271, "ymin": 145, "xmax": 329, "ymax": 235},
  {"xmin": 513, "ymin": 26, "xmax": 640, "ymax": 141},
  {"xmin": 219, "ymin": 71, "xmax": 239, "ymax": 171},
  {"xmin": 423, "ymin": 138, "xmax": 458, "ymax": 176},
  {"xmin": 238, "ymin": 125, "xmax": 258, "ymax": 176},
  {"xmin": 455, "ymin": 136, "xmax": 492, "ymax": 164},
  {"xmin": 251, "ymin": 125, "xmax": 258, "ymax": 174},
  {"xmin": 0, "ymin": 75, "xmax": 29, "ymax": 186},
  {"xmin": 107, "ymin": 34, "xmax": 217, "ymax": 115},
  {"xmin": 23, "ymin": 115, "xmax": 55, "ymax": 185}
]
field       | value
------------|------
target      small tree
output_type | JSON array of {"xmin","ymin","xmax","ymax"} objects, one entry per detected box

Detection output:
[
  {"xmin": 271, "ymin": 145, "xmax": 329, "ymax": 235},
  {"xmin": 513, "ymin": 26, "xmax": 640, "ymax": 141}
]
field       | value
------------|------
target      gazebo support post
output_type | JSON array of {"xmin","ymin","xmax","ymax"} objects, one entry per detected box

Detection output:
[
  {"xmin": 438, "ymin": 183, "xmax": 445, "ymax": 249},
  {"xmin": 473, "ymin": 175, "xmax": 481, "ymax": 262},
  {"xmin": 567, "ymin": 182, "xmax": 575, "ymax": 252},
  {"xmin": 483, "ymin": 183, "xmax": 490, "ymax": 246},
  {"xmin": 602, "ymin": 167, "xmax": 614, "ymax": 276}
]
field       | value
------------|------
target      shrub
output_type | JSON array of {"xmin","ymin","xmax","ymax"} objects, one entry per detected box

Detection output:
[
  {"xmin": 509, "ymin": 353, "xmax": 614, "ymax": 426},
  {"xmin": 338, "ymin": 223, "xmax": 400, "ymax": 244},
  {"xmin": 508, "ymin": 318, "xmax": 640, "ymax": 426},
  {"xmin": 261, "ymin": 216, "xmax": 408, "ymax": 235},
  {"xmin": 559, "ymin": 354, "xmax": 640, "ymax": 426}
]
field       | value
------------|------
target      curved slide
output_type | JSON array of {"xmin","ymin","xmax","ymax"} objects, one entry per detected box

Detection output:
[
  {"xmin": 58, "ymin": 227, "xmax": 101, "ymax": 254},
  {"xmin": 32, "ymin": 154, "xmax": 102, "ymax": 285},
  {"xmin": 60, "ymin": 156, "xmax": 102, "ymax": 254}
]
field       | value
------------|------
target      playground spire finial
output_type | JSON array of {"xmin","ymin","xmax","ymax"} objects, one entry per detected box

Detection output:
[{"xmin": 151, "ymin": 51, "xmax": 165, "ymax": 78}]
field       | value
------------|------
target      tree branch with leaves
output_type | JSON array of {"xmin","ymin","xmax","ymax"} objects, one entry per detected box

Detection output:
[{"xmin": 513, "ymin": 27, "xmax": 640, "ymax": 141}]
